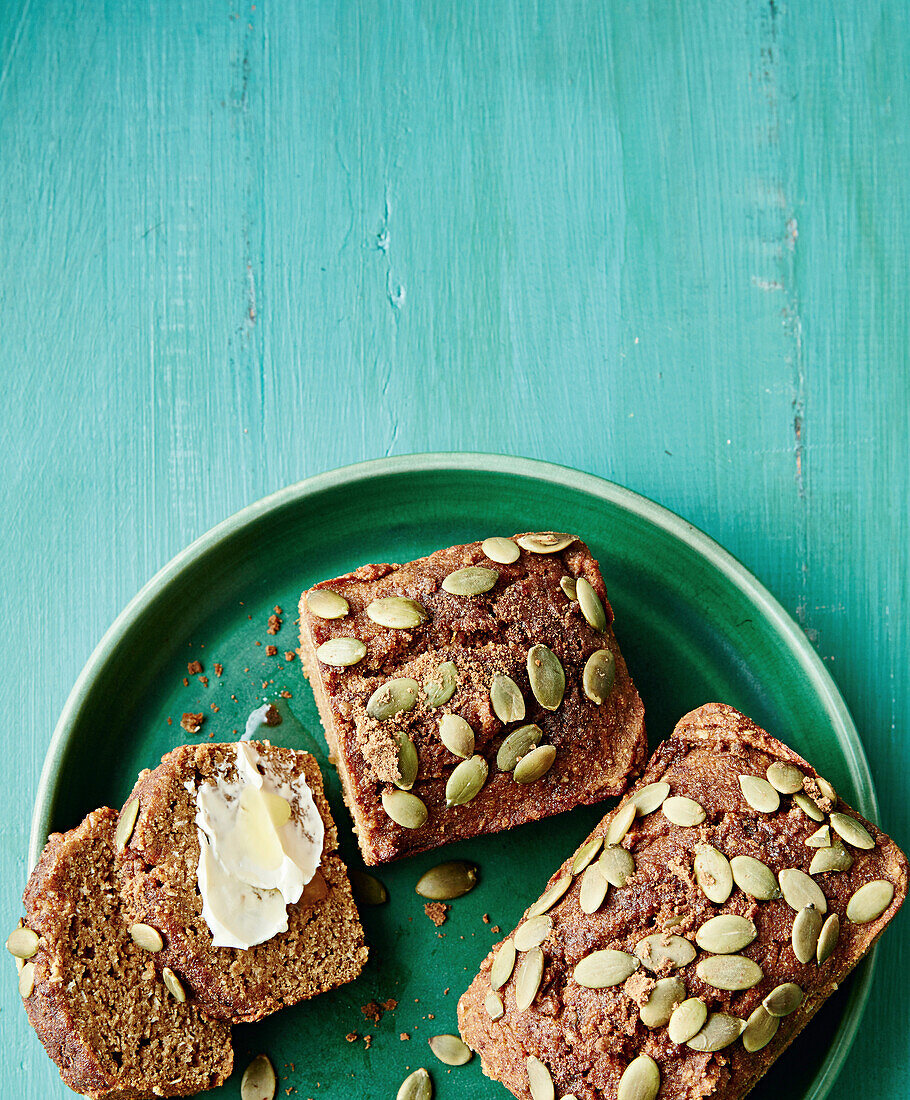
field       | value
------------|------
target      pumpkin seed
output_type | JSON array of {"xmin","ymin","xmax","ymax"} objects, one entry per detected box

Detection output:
[
  {"xmin": 381, "ymin": 789, "xmax": 428, "ymax": 829},
  {"xmin": 129, "ymin": 923, "xmax": 164, "ymax": 953},
  {"xmin": 18, "ymin": 961, "xmax": 35, "ymax": 998},
  {"xmin": 515, "ymin": 947, "xmax": 545, "ymax": 1010},
  {"xmin": 6, "ymin": 927, "xmax": 39, "ymax": 960},
  {"xmin": 793, "ymin": 792, "xmax": 824, "ymax": 822},
  {"xmin": 491, "ymin": 939, "xmax": 517, "ymax": 990},
  {"xmin": 694, "ymin": 844, "xmax": 733, "ymax": 904},
  {"xmin": 484, "ymin": 990, "xmax": 504, "ymax": 1020},
  {"xmin": 349, "ymin": 870, "xmax": 388, "ymax": 906},
  {"xmin": 572, "ymin": 835, "xmax": 603, "ymax": 875},
  {"xmin": 482, "ymin": 536, "xmax": 520, "ymax": 564},
  {"xmin": 668, "ymin": 998, "xmax": 707, "ymax": 1044},
  {"xmin": 162, "ymin": 967, "xmax": 186, "ymax": 1002},
  {"xmin": 779, "ymin": 868, "xmax": 827, "ymax": 914},
  {"xmin": 805, "ymin": 825, "xmax": 831, "ymax": 848},
  {"xmin": 817, "ymin": 913, "xmax": 840, "ymax": 964},
  {"xmin": 829, "ymin": 812, "xmax": 875, "ymax": 850},
  {"xmin": 514, "ymin": 915, "xmax": 552, "ymax": 951},
  {"xmin": 578, "ymin": 865, "xmax": 608, "ymax": 914},
  {"xmin": 527, "ymin": 1056, "xmax": 554, "ymax": 1100},
  {"xmin": 366, "ymin": 677, "xmax": 420, "ymax": 720},
  {"xmin": 429, "ymin": 1034, "xmax": 472, "ymax": 1067},
  {"xmin": 306, "ymin": 588, "xmax": 349, "ymax": 619},
  {"xmin": 763, "ymin": 982, "xmax": 804, "ymax": 1017},
  {"xmin": 424, "ymin": 662, "xmax": 458, "ymax": 707},
  {"xmin": 817, "ymin": 776, "xmax": 837, "ymax": 802},
  {"xmin": 846, "ymin": 880, "xmax": 894, "ymax": 923},
  {"xmin": 730, "ymin": 855, "xmax": 780, "ymax": 900},
  {"xmin": 241, "ymin": 1054, "xmax": 277, "ymax": 1100},
  {"xmin": 582, "ymin": 649, "xmax": 615, "ymax": 705},
  {"xmin": 792, "ymin": 906, "xmax": 824, "ymax": 963},
  {"xmin": 490, "ymin": 674, "xmax": 526, "ymax": 722},
  {"xmin": 739, "ymin": 774, "xmax": 780, "ymax": 813},
  {"xmin": 599, "ymin": 845, "xmax": 635, "ymax": 887},
  {"xmin": 573, "ymin": 949, "xmax": 639, "ymax": 988},
  {"xmin": 640, "ymin": 977, "xmax": 685, "ymax": 1028},
  {"xmin": 606, "ymin": 800, "xmax": 637, "ymax": 846},
  {"xmin": 315, "ymin": 637, "xmax": 367, "ymax": 667},
  {"xmin": 559, "ymin": 575, "xmax": 577, "ymax": 600},
  {"xmin": 366, "ymin": 596, "xmax": 428, "ymax": 629},
  {"xmin": 527, "ymin": 873, "xmax": 572, "ymax": 917},
  {"xmin": 695, "ymin": 915, "xmax": 756, "ymax": 955},
  {"xmin": 438, "ymin": 714, "xmax": 475, "ymax": 759},
  {"xmin": 446, "ymin": 755, "xmax": 489, "ymax": 806},
  {"xmin": 513, "ymin": 744, "xmax": 557, "ymax": 784},
  {"xmin": 416, "ymin": 860, "xmax": 478, "ymax": 900},
  {"xmin": 742, "ymin": 1005, "xmax": 780, "ymax": 1052},
  {"xmin": 442, "ymin": 566, "xmax": 499, "ymax": 596},
  {"xmin": 394, "ymin": 733, "xmax": 419, "ymax": 789},
  {"xmin": 634, "ymin": 934, "xmax": 696, "ymax": 971},
  {"xmin": 617, "ymin": 1055, "xmax": 660, "ymax": 1100},
  {"xmin": 496, "ymin": 724, "xmax": 542, "ymax": 771},
  {"xmin": 515, "ymin": 532, "xmax": 576, "ymax": 554},
  {"xmin": 809, "ymin": 843, "xmax": 853, "ymax": 875},
  {"xmin": 662, "ymin": 796, "xmax": 706, "ymax": 827},
  {"xmin": 695, "ymin": 955, "xmax": 763, "ymax": 991},
  {"xmin": 631, "ymin": 782, "xmax": 670, "ymax": 817},
  {"xmin": 115, "ymin": 798, "xmax": 140, "ymax": 851},
  {"xmin": 396, "ymin": 1067, "xmax": 432, "ymax": 1100},
  {"xmin": 527, "ymin": 645, "xmax": 565, "ymax": 710},
  {"xmin": 766, "ymin": 761, "xmax": 804, "ymax": 794},
  {"xmin": 576, "ymin": 577, "xmax": 607, "ymax": 632},
  {"xmin": 687, "ymin": 1013, "xmax": 745, "ymax": 1052}
]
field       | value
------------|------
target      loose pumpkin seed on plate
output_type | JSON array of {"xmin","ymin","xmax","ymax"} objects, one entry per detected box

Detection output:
[
  {"xmin": 527, "ymin": 1055, "xmax": 555, "ymax": 1100},
  {"xmin": 446, "ymin": 755, "xmax": 489, "ymax": 806},
  {"xmin": 349, "ymin": 870, "xmax": 388, "ymax": 906},
  {"xmin": 639, "ymin": 977, "xmax": 685, "ymax": 1028},
  {"xmin": 241, "ymin": 1054, "xmax": 277, "ymax": 1100},
  {"xmin": 631, "ymin": 782, "xmax": 670, "ymax": 816},
  {"xmin": 730, "ymin": 855, "xmax": 780, "ymax": 900},
  {"xmin": 668, "ymin": 998, "xmax": 707, "ymax": 1044},
  {"xmin": 662, "ymin": 796, "xmax": 706, "ymax": 827},
  {"xmin": 742, "ymin": 1005, "xmax": 780, "ymax": 1052},
  {"xmin": 527, "ymin": 873, "xmax": 573, "ymax": 917},
  {"xmin": 396, "ymin": 1067, "xmax": 432, "ymax": 1100},
  {"xmin": 846, "ymin": 879, "xmax": 894, "ymax": 923},
  {"xmin": 687, "ymin": 1013, "xmax": 745, "ymax": 1052},
  {"xmin": 793, "ymin": 791, "xmax": 824, "ymax": 822},
  {"xmin": 634, "ymin": 934, "xmax": 696, "ymax": 971},
  {"xmin": 817, "ymin": 913, "xmax": 840, "ymax": 963},
  {"xmin": 513, "ymin": 744, "xmax": 557, "ymax": 784},
  {"xmin": 695, "ymin": 914, "xmax": 756, "ymax": 954},
  {"xmin": 515, "ymin": 532, "xmax": 576, "ymax": 554},
  {"xmin": 792, "ymin": 905, "xmax": 824, "ymax": 964},
  {"xmin": 424, "ymin": 662, "xmax": 458, "ymax": 707},
  {"xmin": 779, "ymin": 868, "xmax": 827, "ymax": 913},
  {"xmin": 315, "ymin": 637, "xmax": 366, "ymax": 667},
  {"xmin": 573, "ymin": 949, "xmax": 639, "ymax": 988},
  {"xmin": 766, "ymin": 761, "xmax": 804, "ymax": 794},
  {"xmin": 606, "ymin": 800, "xmax": 636, "ymax": 846},
  {"xmin": 442, "ymin": 566, "xmax": 499, "ymax": 596},
  {"xmin": 527, "ymin": 644, "xmax": 565, "ymax": 710},
  {"xmin": 599, "ymin": 845, "xmax": 635, "ymax": 887},
  {"xmin": 559, "ymin": 575, "xmax": 577, "ymax": 600},
  {"xmin": 6, "ymin": 927, "xmax": 39, "ymax": 960},
  {"xmin": 482, "ymin": 536, "xmax": 520, "ymax": 564},
  {"xmin": 115, "ymin": 797, "xmax": 140, "ymax": 851},
  {"xmin": 305, "ymin": 588, "xmax": 349, "ymax": 619},
  {"xmin": 366, "ymin": 677, "xmax": 419, "ymax": 720},
  {"xmin": 394, "ymin": 732, "xmax": 419, "ymax": 789},
  {"xmin": 496, "ymin": 724, "xmax": 543, "ymax": 771},
  {"xmin": 514, "ymin": 914, "xmax": 552, "ymax": 952},
  {"xmin": 366, "ymin": 596, "xmax": 428, "ymax": 629},
  {"xmin": 829, "ymin": 811, "xmax": 875, "ymax": 850},
  {"xmin": 805, "ymin": 824, "xmax": 831, "ymax": 848},
  {"xmin": 617, "ymin": 1055, "xmax": 660, "ymax": 1100},
  {"xmin": 576, "ymin": 577, "xmax": 607, "ymax": 631},
  {"xmin": 578, "ymin": 864, "xmax": 608, "ymax": 914},
  {"xmin": 381, "ymin": 789, "xmax": 428, "ymax": 829},
  {"xmin": 438, "ymin": 714, "xmax": 475, "ymax": 759},
  {"xmin": 582, "ymin": 649, "xmax": 615, "ymax": 705},
  {"xmin": 695, "ymin": 954, "xmax": 763, "ymax": 991},
  {"xmin": 484, "ymin": 990, "xmax": 504, "ymax": 1020},
  {"xmin": 490, "ymin": 673, "xmax": 526, "ymax": 722},
  {"xmin": 515, "ymin": 947, "xmax": 545, "ymax": 1010},
  {"xmin": 491, "ymin": 938, "xmax": 517, "ymax": 990},
  {"xmin": 809, "ymin": 843, "xmax": 853, "ymax": 875},
  {"xmin": 415, "ymin": 860, "xmax": 478, "ymax": 900},
  {"xmin": 572, "ymin": 835, "xmax": 603, "ymax": 875},
  {"xmin": 694, "ymin": 844, "xmax": 733, "ymax": 904},
  {"xmin": 429, "ymin": 1034, "xmax": 472, "ymax": 1067},
  {"xmin": 763, "ymin": 982, "xmax": 804, "ymax": 1017},
  {"xmin": 738, "ymin": 774, "xmax": 780, "ymax": 813}
]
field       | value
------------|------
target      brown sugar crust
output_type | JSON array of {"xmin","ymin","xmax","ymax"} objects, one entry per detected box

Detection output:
[
  {"xmin": 298, "ymin": 535, "xmax": 647, "ymax": 865},
  {"xmin": 457, "ymin": 703, "xmax": 908, "ymax": 1100},
  {"xmin": 21, "ymin": 808, "xmax": 233, "ymax": 1099},
  {"xmin": 117, "ymin": 742, "xmax": 368, "ymax": 1024}
]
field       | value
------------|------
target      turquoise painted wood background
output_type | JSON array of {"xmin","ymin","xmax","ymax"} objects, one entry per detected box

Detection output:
[{"xmin": 1, "ymin": 1, "xmax": 908, "ymax": 1096}]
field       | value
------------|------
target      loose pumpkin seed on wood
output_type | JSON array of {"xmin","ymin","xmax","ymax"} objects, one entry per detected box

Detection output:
[
  {"xmin": 695, "ymin": 914, "xmax": 756, "ymax": 955},
  {"xmin": 559, "ymin": 575, "xmax": 577, "ymax": 600},
  {"xmin": 162, "ymin": 967, "xmax": 186, "ymax": 1002},
  {"xmin": 349, "ymin": 870, "xmax": 388, "ymax": 906},
  {"xmin": 846, "ymin": 880, "xmax": 894, "ymax": 923},
  {"xmin": 491, "ymin": 938, "xmax": 517, "ymax": 990},
  {"xmin": 527, "ymin": 644, "xmax": 565, "ymax": 710},
  {"xmin": 438, "ymin": 714, "xmax": 475, "ymax": 759},
  {"xmin": 817, "ymin": 913, "xmax": 840, "ymax": 963},
  {"xmin": 396, "ymin": 1067, "xmax": 432, "ymax": 1100},
  {"xmin": 496, "ymin": 724, "xmax": 542, "ymax": 771},
  {"xmin": 634, "ymin": 934, "xmax": 696, "ymax": 971},
  {"xmin": 241, "ymin": 1054, "xmax": 277, "ymax": 1100},
  {"xmin": 490, "ymin": 674, "xmax": 526, "ymax": 723},
  {"xmin": 739, "ymin": 774, "xmax": 781, "ymax": 813},
  {"xmin": 687, "ymin": 1013, "xmax": 744, "ymax": 1052},
  {"xmin": 315, "ymin": 637, "xmax": 366, "ymax": 666},
  {"xmin": 582, "ymin": 649, "xmax": 615, "ymax": 704},
  {"xmin": 742, "ymin": 1005, "xmax": 780, "ymax": 1053},
  {"xmin": 484, "ymin": 990, "xmax": 505, "ymax": 1019},
  {"xmin": 516, "ymin": 532, "xmax": 576, "ymax": 554},
  {"xmin": 18, "ymin": 960, "xmax": 35, "ymax": 998},
  {"xmin": 617, "ymin": 1054, "xmax": 660, "ymax": 1100},
  {"xmin": 305, "ymin": 588, "xmax": 349, "ymax": 620},
  {"xmin": 429, "ymin": 1034, "xmax": 472, "ymax": 1066},
  {"xmin": 695, "ymin": 955, "xmax": 763, "ymax": 991},
  {"xmin": 415, "ymin": 860, "xmax": 478, "ymax": 900},
  {"xmin": 424, "ymin": 662, "xmax": 458, "ymax": 707},
  {"xmin": 129, "ymin": 923, "xmax": 164, "ymax": 953},
  {"xmin": 639, "ymin": 977, "xmax": 685, "ymax": 1028},
  {"xmin": 115, "ymin": 798, "xmax": 140, "ymax": 851},
  {"xmin": 527, "ymin": 873, "xmax": 572, "ymax": 917},
  {"xmin": 366, "ymin": 596, "xmax": 428, "ymax": 629},
  {"xmin": 606, "ymin": 800, "xmax": 637, "ymax": 846},
  {"xmin": 779, "ymin": 868, "xmax": 827, "ymax": 914},
  {"xmin": 527, "ymin": 1055, "xmax": 555, "ymax": 1100},
  {"xmin": 599, "ymin": 845, "xmax": 635, "ymax": 887},
  {"xmin": 662, "ymin": 796, "xmax": 706, "ymax": 827},
  {"xmin": 805, "ymin": 824, "xmax": 831, "ymax": 848},
  {"xmin": 763, "ymin": 982, "xmax": 804, "ymax": 1017},
  {"xmin": 631, "ymin": 782, "xmax": 670, "ymax": 817},
  {"xmin": 514, "ymin": 915, "xmax": 552, "ymax": 952},
  {"xmin": 766, "ymin": 761, "xmax": 804, "ymax": 794},
  {"xmin": 792, "ymin": 906, "xmax": 823, "ymax": 964},
  {"xmin": 668, "ymin": 998, "xmax": 707, "ymax": 1044},
  {"xmin": 573, "ymin": 949, "xmax": 639, "ymax": 988},
  {"xmin": 572, "ymin": 835, "xmax": 603, "ymax": 875},
  {"xmin": 513, "ymin": 744, "xmax": 557, "ymax": 784},
  {"xmin": 576, "ymin": 577, "xmax": 607, "ymax": 632},
  {"xmin": 446, "ymin": 755, "xmax": 489, "ymax": 806},
  {"xmin": 367, "ymin": 677, "xmax": 420, "ymax": 720},
  {"xmin": 809, "ymin": 843, "xmax": 853, "ymax": 875},
  {"xmin": 442, "ymin": 566, "xmax": 499, "ymax": 596},
  {"xmin": 694, "ymin": 844, "xmax": 733, "ymax": 904},
  {"xmin": 793, "ymin": 792, "xmax": 824, "ymax": 822},
  {"xmin": 730, "ymin": 855, "xmax": 780, "ymax": 900},
  {"xmin": 381, "ymin": 789, "xmax": 428, "ymax": 829},
  {"xmin": 482, "ymin": 536, "xmax": 520, "ymax": 564},
  {"xmin": 578, "ymin": 864, "xmax": 608, "ymax": 914},
  {"xmin": 515, "ymin": 947, "xmax": 545, "ymax": 1010},
  {"xmin": 394, "ymin": 732, "xmax": 419, "ymax": 789},
  {"xmin": 6, "ymin": 927, "xmax": 39, "ymax": 960},
  {"xmin": 829, "ymin": 812, "xmax": 875, "ymax": 850}
]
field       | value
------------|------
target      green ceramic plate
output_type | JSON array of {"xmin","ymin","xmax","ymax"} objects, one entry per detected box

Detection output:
[{"xmin": 31, "ymin": 454, "xmax": 877, "ymax": 1100}]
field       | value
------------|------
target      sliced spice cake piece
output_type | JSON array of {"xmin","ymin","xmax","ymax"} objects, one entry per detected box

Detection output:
[
  {"xmin": 457, "ymin": 703, "xmax": 907, "ymax": 1100},
  {"xmin": 117, "ymin": 741, "xmax": 368, "ymax": 1023},
  {"xmin": 299, "ymin": 532, "xmax": 647, "ymax": 865},
  {"xmin": 16, "ymin": 807, "xmax": 233, "ymax": 1099}
]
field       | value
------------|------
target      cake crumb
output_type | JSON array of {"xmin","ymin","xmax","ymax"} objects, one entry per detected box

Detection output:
[
  {"xmin": 400, "ymin": 1032, "xmax": 409, "ymax": 1041},
  {"xmin": 187, "ymin": 660, "xmax": 203, "ymax": 675},
  {"xmin": 363, "ymin": 1035, "xmax": 372, "ymax": 1049},
  {"xmin": 280, "ymin": 690, "xmax": 293, "ymax": 699},
  {"xmin": 482, "ymin": 913, "xmax": 491, "ymax": 923},
  {"xmin": 345, "ymin": 1033, "xmax": 358, "ymax": 1043},
  {"xmin": 182, "ymin": 677, "xmax": 189, "ymax": 687},
  {"xmin": 167, "ymin": 717, "xmax": 173, "ymax": 726},
  {"xmin": 180, "ymin": 712, "xmax": 204, "ymax": 734},
  {"xmin": 267, "ymin": 613, "xmax": 282, "ymax": 634},
  {"xmin": 274, "ymin": 605, "xmax": 283, "ymax": 614},
  {"xmin": 492, "ymin": 926, "xmax": 500, "ymax": 934},
  {"xmin": 285, "ymin": 651, "xmax": 296, "ymax": 662},
  {"xmin": 200, "ymin": 676, "xmax": 209, "ymax": 687},
  {"xmin": 214, "ymin": 662, "xmax": 224, "ymax": 676},
  {"xmin": 424, "ymin": 902, "xmax": 449, "ymax": 927},
  {"xmin": 266, "ymin": 645, "xmax": 278, "ymax": 656}
]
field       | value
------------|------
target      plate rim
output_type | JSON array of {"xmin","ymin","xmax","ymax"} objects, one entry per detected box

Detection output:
[{"xmin": 29, "ymin": 451, "xmax": 878, "ymax": 1100}]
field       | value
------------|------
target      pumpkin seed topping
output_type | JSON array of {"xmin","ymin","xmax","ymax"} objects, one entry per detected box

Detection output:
[
  {"xmin": 576, "ymin": 577, "xmax": 607, "ymax": 632},
  {"xmin": 817, "ymin": 776, "xmax": 837, "ymax": 801},
  {"xmin": 805, "ymin": 825, "xmax": 831, "ymax": 848},
  {"xmin": 572, "ymin": 835, "xmax": 604, "ymax": 875},
  {"xmin": 241, "ymin": 1054, "xmax": 277, "ymax": 1100},
  {"xmin": 442, "ymin": 566, "xmax": 499, "ymax": 596},
  {"xmin": 424, "ymin": 662, "xmax": 458, "ymax": 707},
  {"xmin": 809, "ymin": 843, "xmax": 853, "ymax": 875},
  {"xmin": 115, "ymin": 798, "xmax": 140, "ymax": 851},
  {"xmin": 394, "ymin": 732, "xmax": 419, "ymax": 789},
  {"xmin": 578, "ymin": 865, "xmax": 609, "ymax": 914},
  {"xmin": 6, "ymin": 927, "xmax": 39, "ymax": 960},
  {"xmin": 381, "ymin": 789, "xmax": 428, "ymax": 829},
  {"xmin": 366, "ymin": 596, "xmax": 428, "ymax": 629},
  {"xmin": 763, "ymin": 982, "xmax": 804, "ymax": 1017},
  {"xmin": 396, "ymin": 1067, "xmax": 432, "ymax": 1100},
  {"xmin": 816, "ymin": 913, "xmax": 840, "ymax": 964},
  {"xmin": 515, "ymin": 947, "xmax": 545, "ymax": 1010},
  {"xmin": 695, "ymin": 955, "xmax": 763, "ymax": 991},
  {"xmin": 573, "ymin": 949, "xmax": 639, "ymax": 988},
  {"xmin": 687, "ymin": 1013, "xmax": 745, "ymax": 1052},
  {"xmin": 416, "ymin": 861, "xmax": 478, "ymax": 900},
  {"xmin": 482, "ymin": 536, "xmax": 520, "ymax": 564},
  {"xmin": 829, "ymin": 812, "xmax": 875, "ymax": 850},
  {"xmin": 846, "ymin": 880, "xmax": 894, "ymax": 923},
  {"xmin": 559, "ymin": 575, "xmax": 577, "ymax": 600},
  {"xmin": 730, "ymin": 855, "xmax": 781, "ymax": 900},
  {"xmin": 490, "ymin": 674, "xmax": 526, "ymax": 723},
  {"xmin": 316, "ymin": 637, "xmax": 367, "ymax": 667},
  {"xmin": 18, "ymin": 960, "xmax": 35, "ymax": 998},
  {"xmin": 606, "ymin": 800, "xmax": 637, "ymax": 846},
  {"xmin": 514, "ymin": 915, "xmax": 553, "ymax": 952},
  {"xmin": 527, "ymin": 873, "xmax": 572, "ymax": 918},
  {"xmin": 349, "ymin": 870, "xmax": 388, "ymax": 906},
  {"xmin": 617, "ymin": 1055, "xmax": 660, "ymax": 1100},
  {"xmin": 513, "ymin": 744, "xmax": 557, "ymax": 784},
  {"xmin": 496, "ymin": 724, "xmax": 543, "ymax": 771},
  {"xmin": 527, "ymin": 1055, "xmax": 555, "ymax": 1100},
  {"xmin": 484, "ymin": 990, "xmax": 505, "ymax": 1020},
  {"xmin": 742, "ymin": 1005, "xmax": 780, "ymax": 1053},
  {"xmin": 695, "ymin": 915, "xmax": 757, "ymax": 955},
  {"xmin": 367, "ymin": 677, "xmax": 420, "ymax": 720},
  {"xmin": 527, "ymin": 645, "xmax": 565, "ymax": 710},
  {"xmin": 640, "ymin": 977, "xmax": 685, "ymax": 1028},
  {"xmin": 429, "ymin": 1034, "xmax": 472, "ymax": 1067},
  {"xmin": 739, "ymin": 774, "xmax": 781, "ymax": 813},
  {"xmin": 306, "ymin": 588, "xmax": 349, "ymax": 619},
  {"xmin": 694, "ymin": 844, "xmax": 733, "ymax": 904},
  {"xmin": 634, "ymin": 934, "xmax": 696, "ymax": 971},
  {"xmin": 491, "ymin": 939, "xmax": 517, "ymax": 990},
  {"xmin": 582, "ymin": 649, "xmax": 616, "ymax": 705},
  {"xmin": 446, "ymin": 755, "xmax": 489, "ymax": 806},
  {"xmin": 631, "ymin": 782, "xmax": 671, "ymax": 817},
  {"xmin": 438, "ymin": 714, "xmax": 475, "ymax": 759},
  {"xmin": 766, "ymin": 761, "xmax": 805, "ymax": 794},
  {"xmin": 599, "ymin": 845, "xmax": 636, "ymax": 887},
  {"xmin": 793, "ymin": 792, "xmax": 824, "ymax": 822},
  {"xmin": 668, "ymin": 998, "xmax": 707, "ymax": 1044},
  {"xmin": 515, "ymin": 532, "xmax": 576, "ymax": 554},
  {"xmin": 162, "ymin": 967, "xmax": 186, "ymax": 1002},
  {"xmin": 779, "ymin": 868, "xmax": 827, "ymax": 914},
  {"xmin": 791, "ymin": 906, "xmax": 823, "ymax": 964},
  {"xmin": 662, "ymin": 796, "xmax": 706, "ymax": 827},
  {"xmin": 129, "ymin": 923, "xmax": 164, "ymax": 953}
]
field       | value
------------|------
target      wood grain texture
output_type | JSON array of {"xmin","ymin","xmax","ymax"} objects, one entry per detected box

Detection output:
[{"xmin": 0, "ymin": 1, "xmax": 907, "ymax": 1096}]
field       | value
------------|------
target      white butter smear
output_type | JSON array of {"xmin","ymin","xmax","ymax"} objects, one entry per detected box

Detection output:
[{"xmin": 191, "ymin": 741, "xmax": 324, "ymax": 949}]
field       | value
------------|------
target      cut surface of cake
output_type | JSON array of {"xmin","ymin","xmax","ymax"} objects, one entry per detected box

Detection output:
[{"xmin": 298, "ymin": 532, "xmax": 647, "ymax": 865}]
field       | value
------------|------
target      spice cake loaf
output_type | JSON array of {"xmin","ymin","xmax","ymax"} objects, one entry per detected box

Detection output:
[
  {"xmin": 457, "ymin": 703, "xmax": 907, "ymax": 1100},
  {"xmin": 117, "ymin": 741, "xmax": 368, "ymax": 1023},
  {"xmin": 15, "ymin": 807, "xmax": 233, "ymax": 1099},
  {"xmin": 298, "ymin": 532, "xmax": 647, "ymax": 865}
]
